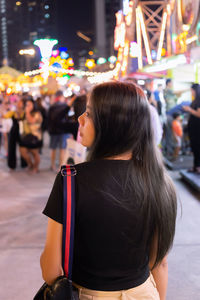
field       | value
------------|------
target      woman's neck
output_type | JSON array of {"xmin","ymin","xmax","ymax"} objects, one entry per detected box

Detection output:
[{"xmin": 106, "ymin": 152, "xmax": 132, "ymax": 161}]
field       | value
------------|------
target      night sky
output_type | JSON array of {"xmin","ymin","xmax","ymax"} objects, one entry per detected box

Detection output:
[{"xmin": 57, "ymin": 0, "xmax": 94, "ymax": 51}]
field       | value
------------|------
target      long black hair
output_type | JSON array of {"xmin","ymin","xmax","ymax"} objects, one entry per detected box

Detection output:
[
  {"xmin": 25, "ymin": 97, "xmax": 38, "ymax": 115},
  {"xmin": 191, "ymin": 83, "xmax": 200, "ymax": 101},
  {"xmin": 87, "ymin": 81, "xmax": 177, "ymax": 268}
]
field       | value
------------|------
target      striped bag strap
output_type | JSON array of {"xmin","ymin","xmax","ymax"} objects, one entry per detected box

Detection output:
[{"xmin": 61, "ymin": 164, "xmax": 77, "ymax": 280}]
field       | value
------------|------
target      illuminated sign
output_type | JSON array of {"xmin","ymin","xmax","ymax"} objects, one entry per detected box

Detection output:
[
  {"xmin": 125, "ymin": 1, "xmax": 133, "ymax": 26},
  {"xmin": 130, "ymin": 42, "xmax": 139, "ymax": 57},
  {"xmin": 114, "ymin": 11, "xmax": 126, "ymax": 50},
  {"xmin": 123, "ymin": 0, "xmax": 129, "ymax": 15}
]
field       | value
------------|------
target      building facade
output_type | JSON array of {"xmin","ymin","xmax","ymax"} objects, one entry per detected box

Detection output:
[
  {"xmin": 0, "ymin": 0, "xmax": 58, "ymax": 71},
  {"xmin": 95, "ymin": 0, "xmax": 122, "ymax": 59}
]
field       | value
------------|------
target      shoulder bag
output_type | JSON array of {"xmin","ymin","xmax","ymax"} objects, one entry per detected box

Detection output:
[{"xmin": 33, "ymin": 165, "xmax": 79, "ymax": 300}]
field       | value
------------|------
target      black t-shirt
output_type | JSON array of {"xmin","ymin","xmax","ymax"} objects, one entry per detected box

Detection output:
[{"xmin": 43, "ymin": 160, "xmax": 150, "ymax": 291}]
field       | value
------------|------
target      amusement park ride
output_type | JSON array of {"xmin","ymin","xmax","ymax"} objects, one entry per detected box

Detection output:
[
  {"xmin": 115, "ymin": 0, "xmax": 200, "ymax": 78},
  {"xmin": 1, "ymin": 0, "xmax": 200, "ymax": 92}
]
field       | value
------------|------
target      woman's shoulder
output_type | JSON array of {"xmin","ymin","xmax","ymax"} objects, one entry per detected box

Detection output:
[{"xmin": 74, "ymin": 159, "xmax": 130, "ymax": 178}]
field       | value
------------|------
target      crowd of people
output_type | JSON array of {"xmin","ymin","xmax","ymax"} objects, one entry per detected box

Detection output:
[
  {"xmin": 0, "ymin": 78, "xmax": 200, "ymax": 174},
  {"xmin": 0, "ymin": 90, "xmax": 86, "ymax": 173}
]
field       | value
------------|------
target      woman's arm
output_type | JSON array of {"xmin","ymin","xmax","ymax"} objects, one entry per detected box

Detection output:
[
  {"xmin": 150, "ymin": 256, "xmax": 168, "ymax": 300},
  {"xmin": 40, "ymin": 218, "xmax": 63, "ymax": 285},
  {"xmin": 149, "ymin": 235, "xmax": 168, "ymax": 300},
  {"xmin": 183, "ymin": 106, "xmax": 200, "ymax": 118}
]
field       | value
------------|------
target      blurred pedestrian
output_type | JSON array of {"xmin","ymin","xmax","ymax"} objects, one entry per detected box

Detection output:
[
  {"xmin": 36, "ymin": 97, "xmax": 47, "ymax": 132},
  {"xmin": 183, "ymin": 83, "xmax": 200, "ymax": 174},
  {"xmin": 171, "ymin": 112, "xmax": 183, "ymax": 161},
  {"xmin": 144, "ymin": 79, "xmax": 157, "ymax": 108},
  {"xmin": 19, "ymin": 98, "xmax": 43, "ymax": 173},
  {"xmin": 3, "ymin": 97, "xmax": 27, "ymax": 169},
  {"xmin": 47, "ymin": 90, "xmax": 74, "ymax": 171},
  {"xmin": 164, "ymin": 79, "xmax": 178, "ymax": 112},
  {"xmin": 0, "ymin": 99, "xmax": 12, "ymax": 156},
  {"xmin": 40, "ymin": 81, "xmax": 177, "ymax": 300}
]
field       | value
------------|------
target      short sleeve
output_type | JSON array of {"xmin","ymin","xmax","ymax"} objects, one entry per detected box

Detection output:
[{"xmin": 43, "ymin": 172, "xmax": 63, "ymax": 224}]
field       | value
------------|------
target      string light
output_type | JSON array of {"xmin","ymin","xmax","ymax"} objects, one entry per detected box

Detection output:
[{"xmin": 24, "ymin": 66, "xmax": 118, "ymax": 82}]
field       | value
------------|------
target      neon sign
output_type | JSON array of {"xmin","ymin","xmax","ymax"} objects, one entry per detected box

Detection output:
[{"xmin": 114, "ymin": 11, "xmax": 126, "ymax": 50}]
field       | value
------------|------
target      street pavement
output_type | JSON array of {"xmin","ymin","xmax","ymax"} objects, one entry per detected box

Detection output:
[{"xmin": 0, "ymin": 136, "xmax": 200, "ymax": 300}]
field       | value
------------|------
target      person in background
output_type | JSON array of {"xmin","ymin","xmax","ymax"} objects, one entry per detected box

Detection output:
[
  {"xmin": 36, "ymin": 97, "xmax": 47, "ymax": 154},
  {"xmin": 171, "ymin": 112, "xmax": 183, "ymax": 161},
  {"xmin": 0, "ymin": 99, "xmax": 12, "ymax": 156},
  {"xmin": 154, "ymin": 84, "xmax": 167, "ymax": 125},
  {"xmin": 19, "ymin": 98, "xmax": 43, "ymax": 173},
  {"xmin": 36, "ymin": 97, "xmax": 47, "ymax": 132},
  {"xmin": 164, "ymin": 79, "xmax": 186, "ymax": 112},
  {"xmin": 3, "ymin": 97, "xmax": 27, "ymax": 170},
  {"xmin": 146, "ymin": 85, "xmax": 163, "ymax": 146},
  {"xmin": 164, "ymin": 79, "xmax": 178, "ymax": 112},
  {"xmin": 52, "ymin": 94, "xmax": 86, "ymax": 141},
  {"xmin": 183, "ymin": 83, "xmax": 200, "ymax": 174},
  {"xmin": 144, "ymin": 80, "xmax": 157, "ymax": 108},
  {"xmin": 47, "ymin": 90, "xmax": 74, "ymax": 171},
  {"xmin": 40, "ymin": 81, "xmax": 177, "ymax": 300}
]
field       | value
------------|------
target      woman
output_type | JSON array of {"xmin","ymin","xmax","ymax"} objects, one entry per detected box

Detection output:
[
  {"xmin": 19, "ymin": 98, "xmax": 43, "ymax": 173},
  {"xmin": 41, "ymin": 82, "xmax": 177, "ymax": 300},
  {"xmin": 3, "ymin": 97, "xmax": 27, "ymax": 169},
  {"xmin": 183, "ymin": 83, "xmax": 200, "ymax": 174}
]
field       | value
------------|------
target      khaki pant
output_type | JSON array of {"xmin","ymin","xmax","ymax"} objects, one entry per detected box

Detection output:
[{"xmin": 74, "ymin": 274, "xmax": 160, "ymax": 300}]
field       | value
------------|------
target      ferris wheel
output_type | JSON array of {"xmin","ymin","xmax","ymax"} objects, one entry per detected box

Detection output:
[
  {"xmin": 115, "ymin": 0, "xmax": 174, "ymax": 77},
  {"xmin": 135, "ymin": 0, "xmax": 174, "ymax": 67},
  {"xmin": 115, "ymin": 0, "xmax": 200, "ymax": 77}
]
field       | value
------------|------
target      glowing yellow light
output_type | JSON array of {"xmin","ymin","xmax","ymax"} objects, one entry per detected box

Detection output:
[
  {"xmin": 16, "ymin": 1, "xmax": 22, "ymax": 6},
  {"xmin": 161, "ymin": 48, "xmax": 166, "ymax": 56},
  {"xmin": 85, "ymin": 59, "xmax": 95, "ymax": 69},
  {"xmin": 136, "ymin": 8, "xmax": 143, "ymax": 69},
  {"xmin": 137, "ymin": 6, "xmax": 152, "ymax": 65},
  {"xmin": 7, "ymin": 88, "xmax": 12, "ymax": 94},
  {"xmin": 88, "ymin": 51, "xmax": 94, "ymax": 56},
  {"xmin": 67, "ymin": 58, "xmax": 74, "ymax": 66},
  {"xmin": 24, "ymin": 66, "xmax": 118, "ymax": 82},
  {"xmin": 121, "ymin": 41, "xmax": 129, "ymax": 76},
  {"xmin": 175, "ymin": 31, "xmax": 188, "ymax": 53},
  {"xmin": 19, "ymin": 49, "xmax": 35, "ymax": 56},
  {"xmin": 157, "ymin": 11, "xmax": 167, "ymax": 61},
  {"xmin": 117, "ymin": 47, "xmax": 123, "ymax": 62}
]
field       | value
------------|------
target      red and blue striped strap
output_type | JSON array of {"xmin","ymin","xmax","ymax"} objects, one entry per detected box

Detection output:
[{"xmin": 61, "ymin": 165, "xmax": 76, "ymax": 280}]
